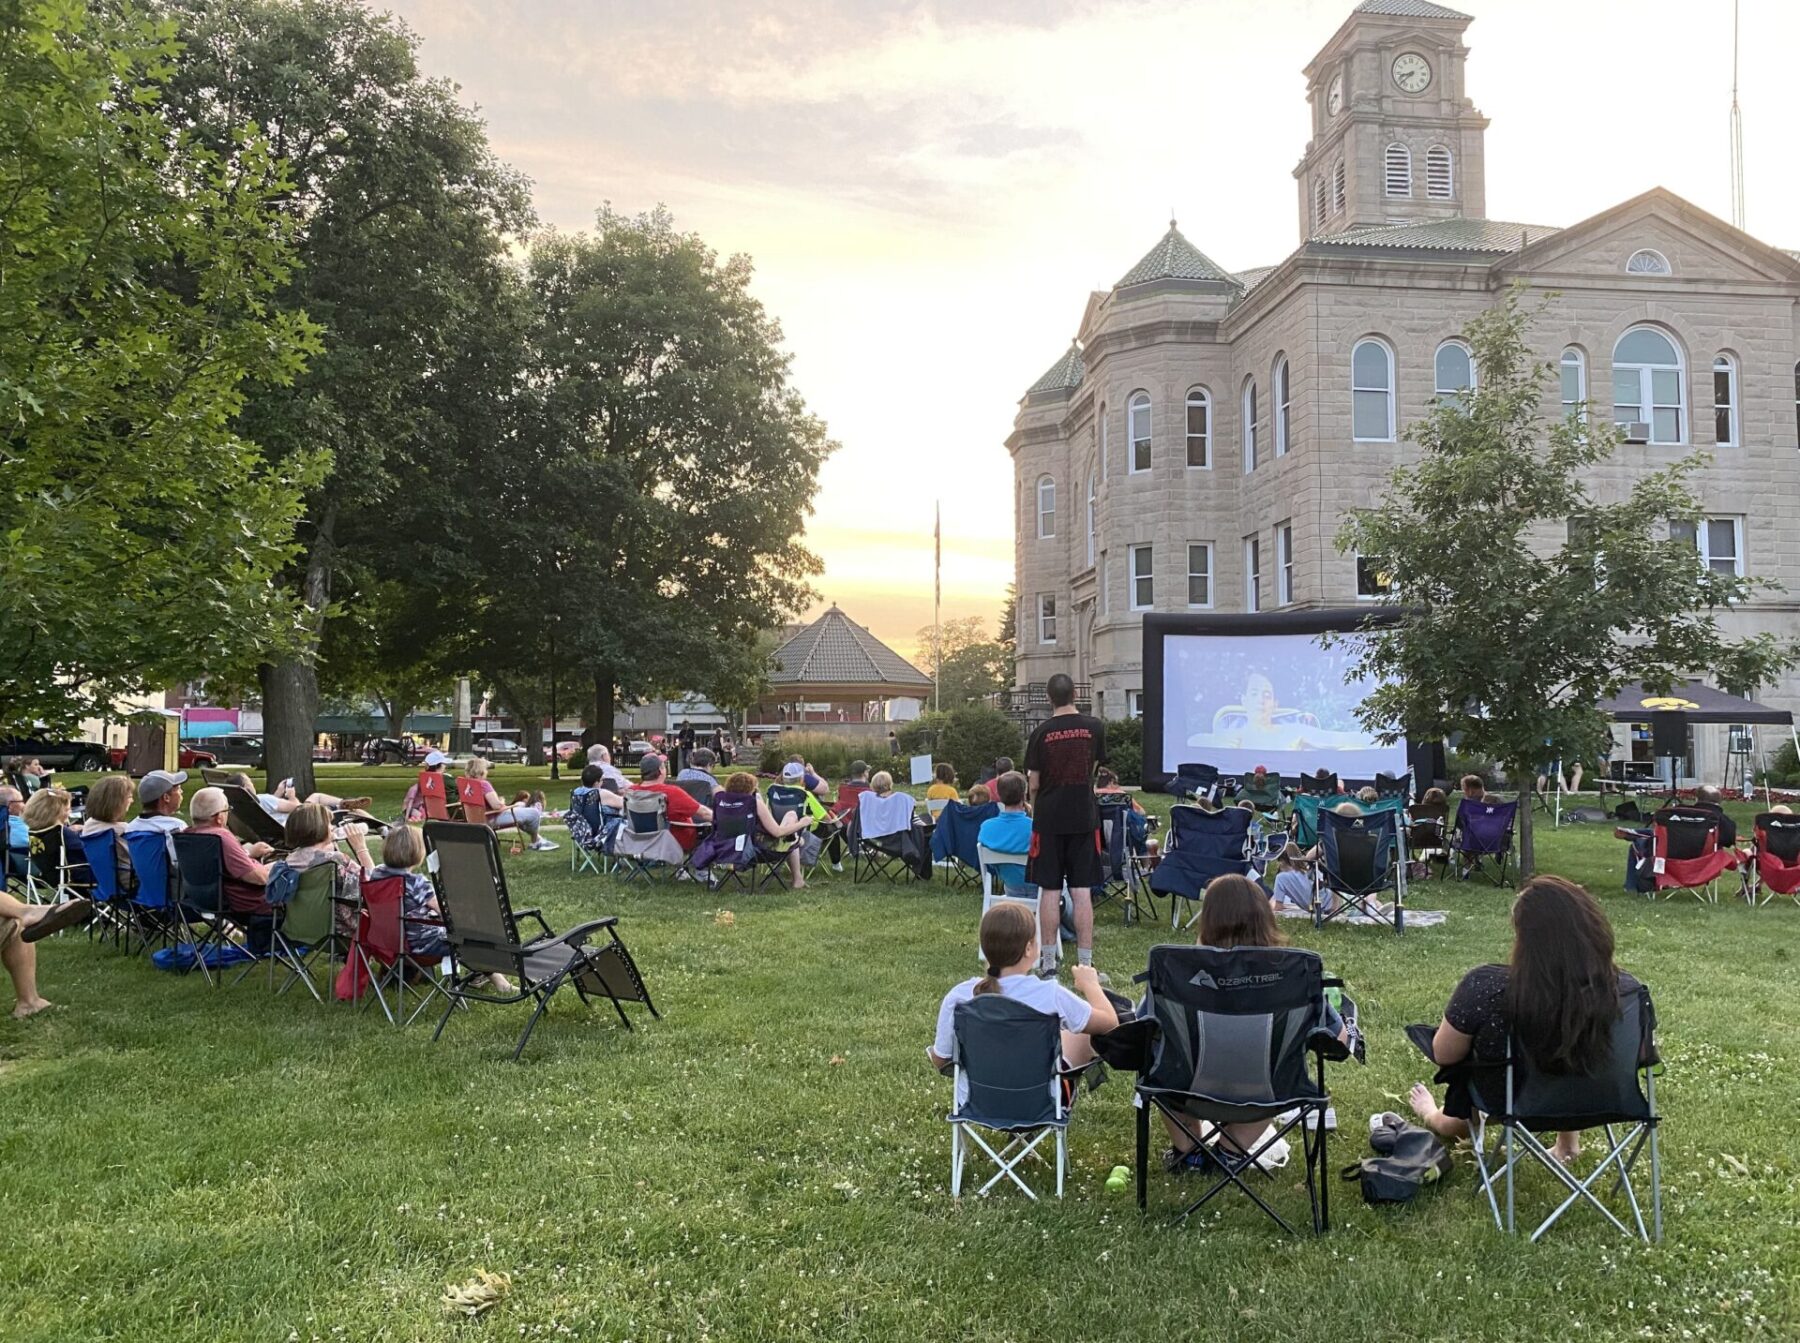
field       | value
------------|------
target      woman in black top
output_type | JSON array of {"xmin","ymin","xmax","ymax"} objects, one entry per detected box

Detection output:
[{"xmin": 1410, "ymin": 874, "xmax": 1637, "ymax": 1165}]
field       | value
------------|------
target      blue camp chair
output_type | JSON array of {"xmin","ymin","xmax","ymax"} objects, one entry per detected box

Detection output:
[
  {"xmin": 931, "ymin": 800, "xmax": 999, "ymax": 888},
  {"xmin": 1148, "ymin": 805, "xmax": 1253, "ymax": 930},
  {"xmin": 1169, "ymin": 763, "xmax": 1222, "ymax": 804},
  {"xmin": 1313, "ymin": 806, "xmax": 1406, "ymax": 932},
  {"xmin": 78, "ymin": 830, "xmax": 133, "ymax": 949},
  {"xmin": 947, "ymin": 994, "xmax": 1072, "ymax": 1199},
  {"xmin": 122, "ymin": 830, "xmax": 186, "ymax": 955}
]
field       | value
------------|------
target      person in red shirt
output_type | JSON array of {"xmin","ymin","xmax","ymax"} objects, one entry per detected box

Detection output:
[
  {"xmin": 631, "ymin": 754, "xmax": 712, "ymax": 852},
  {"xmin": 189, "ymin": 787, "xmax": 275, "ymax": 917}
]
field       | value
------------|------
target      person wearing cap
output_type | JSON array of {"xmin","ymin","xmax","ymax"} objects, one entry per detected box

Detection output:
[
  {"xmin": 189, "ymin": 787, "xmax": 278, "ymax": 937},
  {"xmin": 401, "ymin": 750, "xmax": 453, "ymax": 822},
  {"xmin": 783, "ymin": 755, "xmax": 830, "ymax": 802},
  {"xmin": 125, "ymin": 770, "xmax": 188, "ymax": 853},
  {"xmin": 630, "ymin": 754, "xmax": 711, "ymax": 852}
]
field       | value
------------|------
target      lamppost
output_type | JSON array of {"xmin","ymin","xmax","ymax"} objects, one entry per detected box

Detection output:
[{"xmin": 548, "ymin": 613, "xmax": 561, "ymax": 781}]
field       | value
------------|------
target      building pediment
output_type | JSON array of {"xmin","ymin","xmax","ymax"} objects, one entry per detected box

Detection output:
[{"xmin": 1499, "ymin": 188, "xmax": 1800, "ymax": 288}]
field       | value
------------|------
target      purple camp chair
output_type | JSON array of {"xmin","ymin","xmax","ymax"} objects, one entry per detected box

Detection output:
[
  {"xmin": 1455, "ymin": 799, "xmax": 1518, "ymax": 885},
  {"xmin": 687, "ymin": 790, "xmax": 761, "ymax": 889}
]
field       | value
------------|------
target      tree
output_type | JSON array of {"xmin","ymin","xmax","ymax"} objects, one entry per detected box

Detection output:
[
  {"xmin": 315, "ymin": 573, "xmax": 457, "ymax": 738},
  {"xmin": 997, "ymin": 585, "xmax": 1018, "ymax": 672},
  {"xmin": 1335, "ymin": 290, "xmax": 1796, "ymax": 875},
  {"xmin": 912, "ymin": 617, "xmax": 1007, "ymax": 708},
  {"xmin": 459, "ymin": 209, "xmax": 833, "ymax": 749},
  {"xmin": 0, "ymin": 0, "xmax": 320, "ymax": 734},
  {"xmin": 154, "ymin": 0, "xmax": 534, "ymax": 793}
]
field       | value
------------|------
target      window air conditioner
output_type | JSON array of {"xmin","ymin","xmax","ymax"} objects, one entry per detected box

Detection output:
[{"xmin": 1622, "ymin": 421, "xmax": 1651, "ymax": 444}]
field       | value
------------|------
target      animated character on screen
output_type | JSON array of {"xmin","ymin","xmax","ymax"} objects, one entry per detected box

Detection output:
[{"xmin": 1189, "ymin": 672, "xmax": 1376, "ymax": 752}]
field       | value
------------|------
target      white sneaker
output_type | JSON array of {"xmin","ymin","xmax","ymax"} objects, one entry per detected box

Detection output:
[
  {"xmin": 832, "ymin": 862, "xmax": 844, "ymax": 873},
  {"xmin": 529, "ymin": 838, "xmax": 559, "ymax": 852}
]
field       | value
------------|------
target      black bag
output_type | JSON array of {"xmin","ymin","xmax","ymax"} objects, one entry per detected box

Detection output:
[{"xmin": 1341, "ymin": 1121, "xmax": 1452, "ymax": 1204}]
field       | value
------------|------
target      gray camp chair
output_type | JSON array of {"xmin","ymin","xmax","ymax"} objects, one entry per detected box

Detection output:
[{"xmin": 948, "ymin": 994, "xmax": 1071, "ymax": 1200}]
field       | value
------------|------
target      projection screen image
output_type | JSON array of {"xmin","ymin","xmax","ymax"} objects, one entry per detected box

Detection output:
[{"xmin": 1161, "ymin": 630, "xmax": 1407, "ymax": 779}]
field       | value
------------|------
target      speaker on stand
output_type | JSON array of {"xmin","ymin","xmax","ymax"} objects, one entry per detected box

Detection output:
[
  {"xmin": 1650, "ymin": 712, "xmax": 1688, "ymax": 799},
  {"xmin": 1723, "ymin": 724, "xmax": 1754, "ymax": 799}
]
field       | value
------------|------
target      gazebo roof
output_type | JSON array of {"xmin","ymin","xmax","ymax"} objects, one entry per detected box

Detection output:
[{"xmin": 768, "ymin": 605, "xmax": 933, "ymax": 697}]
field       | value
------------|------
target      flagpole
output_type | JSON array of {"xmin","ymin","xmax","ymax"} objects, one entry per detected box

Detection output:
[{"xmin": 933, "ymin": 500, "xmax": 942, "ymax": 714}]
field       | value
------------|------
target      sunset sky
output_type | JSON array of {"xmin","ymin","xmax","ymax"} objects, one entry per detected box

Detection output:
[{"xmin": 382, "ymin": 0, "xmax": 1800, "ymax": 656}]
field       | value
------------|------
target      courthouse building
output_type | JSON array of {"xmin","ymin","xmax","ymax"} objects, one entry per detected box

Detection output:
[{"xmin": 1007, "ymin": 0, "xmax": 1800, "ymax": 774}]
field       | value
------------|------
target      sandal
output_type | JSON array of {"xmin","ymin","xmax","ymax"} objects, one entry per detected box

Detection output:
[{"xmin": 23, "ymin": 898, "xmax": 95, "ymax": 943}]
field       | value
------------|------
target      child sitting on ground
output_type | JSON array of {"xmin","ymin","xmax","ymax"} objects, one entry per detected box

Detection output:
[
  {"xmin": 925, "ymin": 763, "xmax": 960, "ymax": 805},
  {"xmin": 1269, "ymin": 843, "xmax": 1313, "ymax": 913}
]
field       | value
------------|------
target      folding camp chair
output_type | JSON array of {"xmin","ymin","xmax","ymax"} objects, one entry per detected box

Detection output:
[
  {"xmin": 423, "ymin": 821, "xmax": 657, "ymax": 1060},
  {"xmin": 342, "ymin": 873, "xmax": 452, "ymax": 1026},
  {"xmin": 947, "ymin": 995, "xmax": 1072, "ymax": 1199},
  {"xmin": 1169, "ymin": 762, "xmax": 1221, "ymax": 803},
  {"xmin": 270, "ymin": 864, "xmax": 345, "ymax": 1003},
  {"xmin": 221, "ymin": 785, "xmax": 291, "ymax": 855},
  {"xmin": 1313, "ymin": 806, "xmax": 1406, "ymax": 932},
  {"xmin": 122, "ymin": 830, "xmax": 188, "ymax": 955},
  {"xmin": 416, "ymin": 769, "xmax": 461, "ymax": 823},
  {"xmin": 688, "ymin": 790, "xmax": 762, "ymax": 890},
  {"xmin": 25, "ymin": 825, "xmax": 87, "ymax": 904},
  {"xmin": 168, "ymin": 831, "xmax": 256, "ymax": 987},
  {"xmin": 1406, "ymin": 798, "xmax": 1451, "ymax": 879},
  {"xmin": 77, "ymin": 831, "xmax": 134, "ymax": 948},
  {"xmin": 613, "ymin": 791, "xmax": 686, "ymax": 881},
  {"xmin": 1298, "ymin": 772, "xmax": 1341, "ymax": 798},
  {"xmin": 931, "ymin": 800, "xmax": 999, "ymax": 889},
  {"xmin": 1133, "ymin": 944, "xmax": 1351, "ymax": 1233},
  {"xmin": 1237, "ymin": 771, "xmax": 1285, "ymax": 821},
  {"xmin": 976, "ymin": 844, "xmax": 1038, "ymax": 958},
  {"xmin": 1374, "ymin": 770, "xmax": 1413, "ymax": 803},
  {"xmin": 566, "ymin": 789, "xmax": 612, "ymax": 875},
  {"xmin": 1148, "ymin": 805, "xmax": 1253, "ymax": 930},
  {"xmin": 1742, "ymin": 811, "xmax": 1800, "ymax": 906},
  {"xmin": 1095, "ymin": 794, "xmax": 1144, "ymax": 924},
  {"xmin": 1288, "ymin": 793, "xmax": 1325, "ymax": 851},
  {"xmin": 1453, "ymin": 798, "xmax": 1517, "ymax": 885},
  {"xmin": 199, "ymin": 767, "xmax": 238, "ymax": 788},
  {"xmin": 1463, "ymin": 983, "xmax": 1662, "ymax": 1242},
  {"xmin": 1650, "ymin": 808, "xmax": 1738, "ymax": 902},
  {"xmin": 852, "ymin": 790, "xmax": 925, "ymax": 883},
  {"xmin": 762, "ymin": 784, "xmax": 818, "ymax": 887},
  {"xmin": 676, "ymin": 778, "xmax": 715, "ymax": 808}
]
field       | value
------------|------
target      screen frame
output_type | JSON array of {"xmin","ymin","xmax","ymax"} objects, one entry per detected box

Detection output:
[{"xmin": 1141, "ymin": 607, "xmax": 1410, "ymax": 788}]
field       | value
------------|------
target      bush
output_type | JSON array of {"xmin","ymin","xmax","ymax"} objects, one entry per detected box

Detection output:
[
  {"xmin": 1767, "ymin": 738, "xmax": 1800, "ymax": 788},
  {"xmin": 933, "ymin": 706, "xmax": 1022, "ymax": 787},
  {"xmin": 1103, "ymin": 717, "xmax": 1143, "ymax": 786},
  {"xmin": 1445, "ymin": 751, "xmax": 1497, "ymax": 788},
  {"xmin": 746, "ymin": 731, "xmax": 890, "ymax": 780}
]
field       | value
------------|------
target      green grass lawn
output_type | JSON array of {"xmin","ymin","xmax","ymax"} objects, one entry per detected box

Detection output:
[{"xmin": 4, "ymin": 778, "xmax": 1796, "ymax": 1341}]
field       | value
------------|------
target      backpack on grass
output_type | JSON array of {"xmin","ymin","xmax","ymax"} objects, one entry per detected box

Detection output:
[{"xmin": 1341, "ymin": 1118, "xmax": 1452, "ymax": 1205}]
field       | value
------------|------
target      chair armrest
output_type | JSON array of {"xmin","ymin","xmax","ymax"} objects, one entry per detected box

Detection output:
[
  {"xmin": 528, "ymin": 916, "xmax": 619, "ymax": 951},
  {"xmin": 1307, "ymin": 1026, "xmax": 1352, "ymax": 1063}
]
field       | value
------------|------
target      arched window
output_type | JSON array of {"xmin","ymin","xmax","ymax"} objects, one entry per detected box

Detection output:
[
  {"xmin": 1274, "ymin": 357, "xmax": 1291, "ymax": 456},
  {"xmin": 1085, "ymin": 471, "xmax": 1096, "ymax": 566},
  {"xmin": 1612, "ymin": 326, "xmax": 1685, "ymax": 444},
  {"xmin": 1332, "ymin": 159, "xmax": 1346, "ymax": 213},
  {"xmin": 1128, "ymin": 392, "xmax": 1152, "ymax": 472},
  {"xmin": 1425, "ymin": 146, "xmax": 1453, "ymax": 199},
  {"xmin": 1434, "ymin": 340, "xmax": 1475, "ymax": 408},
  {"xmin": 1314, "ymin": 178, "xmax": 1328, "ymax": 228},
  {"xmin": 1036, "ymin": 475, "xmax": 1056, "ymax": 538},
  {"xmin": 1385, "ymin": 143, "xmax": 1412, "ymax": 197},
  {"xmin": 1560, "ymin": 348, "xmax": 1587, "ymax": 421},
  {"xmin": 1242, "ymin": 378, "xmax": 1258, "ymax": 472},
  {"xmin": 1184, "ymin": 387, "xmax": 1210, "ymax": 468},
  {"xmin": 1626, "ymin": 249, "xmax": 1671, "ymax": 275},
  {"xmin": 1351, "ymin": 339, "xmax": 1394, "ymax": 441},
  {"xmin": 1713, "ymin": 355, "xmax": 1739, "ymax": 447}
]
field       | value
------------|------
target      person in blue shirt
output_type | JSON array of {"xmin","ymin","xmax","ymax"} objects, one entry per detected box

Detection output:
[
  {"xmin": 3, "ymin": 785, "xmax": 28, "ymax": 880},
  {"xmin": 976, "ymin": 771, "xmax": 1036, "ymax": 898}
]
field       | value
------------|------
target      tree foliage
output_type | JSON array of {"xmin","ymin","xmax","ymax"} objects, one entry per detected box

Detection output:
[
  {"xmin": 0, "ymin": 0, "xmax": 321, "ymax": 733},
  {"xmin": 1335, "ymin": 290, "xmax": 1796, "ymax": 874},
  {"xmin": 913, "ymin": 617, "xmax": 1007, "ymax": 708}
]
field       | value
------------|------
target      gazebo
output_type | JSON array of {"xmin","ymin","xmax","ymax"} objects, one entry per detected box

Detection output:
[{"xmin": 752, "ymin": 604, "xmax": 933, "ymax": 726}]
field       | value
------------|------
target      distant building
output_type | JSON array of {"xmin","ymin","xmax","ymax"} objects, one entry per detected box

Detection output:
[
  {"xmin": 750, "ymin": 604, "xmax": 934, "ymax": 729},
  {"xmin": 1009, "ymin": 0, "xmax": 1800, "ymax": 777}
]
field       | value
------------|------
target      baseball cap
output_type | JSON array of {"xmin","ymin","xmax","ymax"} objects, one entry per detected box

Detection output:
[
  {"xmin": 781, "ymin": 761, "xmax": 806, "ymax": 781},
  {"xmin": 191, "ymin": 786, "xmax": 229, "ymax": 820},
  {"xmin": 423, "ymin": 750, "xmax": 449, "ymax": 768},
  {"xmin": 138, "ymin": 769, "xmax": 188, "ymax": 805}
]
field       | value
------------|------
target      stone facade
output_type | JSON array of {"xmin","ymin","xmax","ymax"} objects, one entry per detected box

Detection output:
[{"xmin": 1008, "ymin": 1, "xmax": 1800, "ymax": 779}]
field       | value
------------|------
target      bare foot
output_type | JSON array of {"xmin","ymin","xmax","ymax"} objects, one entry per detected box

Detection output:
[
  {"xmin": 1550, "ymin": 1136, "xmax": 1582, "ymax": 1165},
  {"xmin": 1408, "ymin": 1082, "xmax": 1457, "ymax": 1138},
  {"xmin": 12, "ymin": 998, "xmax": 53, "ymax": 1019},
  {"xmin": 790, "ymin": 880, "xmax": 806, "ymax": 891}
]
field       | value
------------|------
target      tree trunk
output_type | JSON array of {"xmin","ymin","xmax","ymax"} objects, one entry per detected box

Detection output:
[
  {"xmin": 588, "ymin": 669, "xmax": 616, "ymax": 752},
  {"xmin": 261, "ymin": 504, "xmax": 336, "ymax": 797},
  {"xmin": 379, "ymin": 695, "xmax": 412, "ymax": 741},
  {"xmin": 1513, "ymin": 757, "xmax": 1536, "ymax": 878}
]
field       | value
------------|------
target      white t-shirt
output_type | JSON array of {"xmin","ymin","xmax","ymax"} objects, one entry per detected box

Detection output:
[
  {"xmin": 932, "ymin": 974, "xmax": 1092, "ymax": 1108},
  {"xmin": 124, "ymin": 812, "xmax": 186, "ymax": 860}
]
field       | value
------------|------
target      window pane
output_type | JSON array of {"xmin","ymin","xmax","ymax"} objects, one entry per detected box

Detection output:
[
  {"xmin": 1187, "ymin": 401, "xmax": 1207, "ymax": 437},
  {"xmin": 1354, "ymin": 389, "xmax": 1389, "ymax": 438},
  {"xmin": 1188, "ymin": 574, "xmax": 1208, "ymax": 605},
  {"xmin": 1653, "ymin": 407, "xmax": 1679, "ymax": 442},
  {"xmin": 1560, "ymin": 354, "xmax": 1582, "ymax": 404},
  {"xmin": 1651, "ymin": 368, "xmax": 1681, "ymax": 405},
  {"xmin": 1716, "ymin": 406, "xmax": 1732, "ymax": 443},
  {"xmin": 1133, "ymin": 439, "xmax": 1150, "ymax": 471},
  {"xmin": 1670, "ymin": 520, "xmax": 1698, "ymax": 548},
  {"xmin": 1616, "ymin": 329, "xmax": 1677, "ymax": 365},
  {"xmin": 1435, "ymin": 344, "xmax": 1472, "ymax": 392},
  {"xmin": 1707, "ymin": 519, "xmax": 1736, "ymax": 559},
  {"xmin": 1352, "ymin": 341, "xmax": 1390, "ymax": 388}
]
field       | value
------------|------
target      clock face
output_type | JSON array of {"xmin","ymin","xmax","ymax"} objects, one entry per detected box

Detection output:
[
  {"xmin": 1326, "ymin": 74, "xmax": 1344, "ymax": 116},
  {"xmin": 1392, "ymin": 52, "xmax": 1431, "ymax": 94}
]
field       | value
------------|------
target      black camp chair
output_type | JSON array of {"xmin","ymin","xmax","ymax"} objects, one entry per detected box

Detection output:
[
  {"xmin": 1313, "ymin": 806, "xmax": 1407, "ymax": 932},
  {"xmin": 221, "ymin": 785, "xmax": 291, "ymax": 855},
  {"xmin": 947, "ymin": 995, "xmax": 1071, "ymax": 1200},
  {"xmin": 1459, "ymin": 983, "xmax": 1662, "ymax": 1242},
  {"xmin": 1148, "ymin": 805, "xmax": 1253, "ymax": 930},
  {"xmin": 1169, "ymin": 762, "xmax": 1221, "ymax": 804},
  {"xmin": 1132, "ymin": 944, "xmax": 1353, "ymax": 1234},
  {"xmin": 423, "ymin": 821, "xmax": 656, "ymax": 1060},
  {"xmin": 170, "ymin": 830, "xmax": 253, "ymax": 988},
  {"xmin": 1298, "ymin": 771, "xmax": 1341, "ymax": 797},
  {"xmin": 1095, "ymin": 794, "xmax": 1143, "ymax": 924},
  {"xmin": 1374, "ymin": 770, "xmax": 1413, "ymax": 803}
]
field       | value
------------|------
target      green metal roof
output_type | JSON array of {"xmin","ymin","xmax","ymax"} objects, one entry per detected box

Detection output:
[
  {"xmin": 1027, "ymin": 342, "xmax": 1084, "ymax": 394},
  {"xmin": 315, "ymin": 712, "xmax": 453, "ymax": 735},
  {"xmin": 1115, "ymin": 222, "xmax": 1240, "ymax": 288},
  {"xmin": 1311, "ymin": 217, "xmax": 1561, "ymax": 253},
  {"xmin": 1354, "ymin": 0, "xmax": 1471, "ymax": 19}
]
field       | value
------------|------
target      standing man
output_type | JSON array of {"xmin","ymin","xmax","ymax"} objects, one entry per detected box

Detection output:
[{"xmin": 1023, "ymin": 673, "xmax": 1106, "ymax": 977}]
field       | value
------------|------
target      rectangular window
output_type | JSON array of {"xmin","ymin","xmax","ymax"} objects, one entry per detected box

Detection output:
[
  {"xmin": 1713, "ymin": 359, "xmax": 1738, "ymax": 447},
  {"xmin": 1242, "ymin": 383, "xmax": 1258, "ymax": 473},
  {"xmin": 1672, "ymin": 517, "xmax": 1744, "ymax": 577},
  {"xmin": 1244, "ymin": 535, "xmax": 1261, "ymax": 612},
  {"xmin": 1186, "ymin": 396, "xmax": 1209, "ymax": 468},
  {"xmin": 1186, "ymin": 543, "xmax": 1213, "ymax": 608},
  {"xmin": 1037, "ymin": 593, "xmax": 1058, "ymax": 644},
  {"xmin": 1356, "ymin": 554, "xmax": 1396, "ymax": 599},
  {"xmin": 1130, "ymin": 545, "xmax": 1154, "ymax": 611},
  {"xmin": 1125, "ymin": 690, "xmax": 1144, "ymax": 720},
  {"xmin": 1276, "ymin": 522, "xmax": 1294, "ymax": 605}
]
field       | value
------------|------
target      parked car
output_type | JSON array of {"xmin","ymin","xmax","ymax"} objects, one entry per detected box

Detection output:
[
  {"xmin": 621, "ymin": 738, "xmax": 659, "ymax": 765},
  {"xmin": 2, "ymin": 735, "xmax": 112, "ymax": 773},
  {"xmin": 360, "ymin": 736, "xmax": 431, "ymax": 766},
  {"xmin": 208, "ymin": 733, "xmax": 266, "ymax": 767},
  {"xmin": 554, "ymin": 739, "xmax": 585, "ymax": 762},
  {"xmin": 107, "ymin": 744, "xmax": 220, "ymax": 771},
  {"xmin": 472, "ymin": 736, "xmax": 524, "ymax": 763}
]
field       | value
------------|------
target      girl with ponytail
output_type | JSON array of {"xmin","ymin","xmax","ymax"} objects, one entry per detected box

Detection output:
[{"xmin": 928, "ymin": 901, "xmax": 1119, "ymax": 1076}]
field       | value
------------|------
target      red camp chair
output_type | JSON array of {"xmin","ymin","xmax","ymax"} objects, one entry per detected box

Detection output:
[
  {"xmin": 1742, "ymin": 812, "xmax": 1800, "ymax": 906},
  {"xmin": 1651, "ymin": 808, "xmax": 1738, "ymax": 902},
  {"xmin": 830, "ymin": 781, "xmax": 870, "ymax": 825},
  {"xmin": 339, "ymin": 874, "xmax": 452, "ymax": 1025},
  {"xmin": 455, "ymin": 776, "xmax": 497, "ymax": 825},
  {"xmin": 417, "ymin": 770, "xmax": 460, "ymax": 823}
]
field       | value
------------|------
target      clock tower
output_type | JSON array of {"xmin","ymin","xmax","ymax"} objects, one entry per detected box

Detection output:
[{"xmin": 1293, "ymin": 1, "xmax": 1489, "ymax": 239}]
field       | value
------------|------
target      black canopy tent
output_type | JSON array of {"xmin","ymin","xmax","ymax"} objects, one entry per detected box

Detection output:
[{"xmin": 1596, "ymin": 681, "xmax": 1796, "ymax": 804}]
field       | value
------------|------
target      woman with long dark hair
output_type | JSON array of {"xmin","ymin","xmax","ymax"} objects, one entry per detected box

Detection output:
[{"xmin": 1410, "ymin": 874, "xmax": 1634, "ymax": 1163}]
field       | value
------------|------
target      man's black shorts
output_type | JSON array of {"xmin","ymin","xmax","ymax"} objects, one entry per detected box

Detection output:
[{"xmin": 1027, "ymin": 828, "xmax": 1103, "ymax": 891}]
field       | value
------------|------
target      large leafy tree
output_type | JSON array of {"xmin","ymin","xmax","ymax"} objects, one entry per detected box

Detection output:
[
  {"xmin": 153, "ymin": 0, "xmax": 533, "ymax": 792},
  {"xmin": 913, "ymin": 616, "xmax": 1008, "ymax": 708},
  {"xmin": 457, "ymin": 209, "xmax": 833, "ymax": 748},
  {"xmin": 0, "ymin": 0, "xmax": 320, "ymax": 733},
  {"xmin": 1337, "ymin": 291, "xmax": 1795, "ymax": 875}
]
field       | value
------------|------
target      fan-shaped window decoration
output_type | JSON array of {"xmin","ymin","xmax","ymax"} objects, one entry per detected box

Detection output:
[{"xmin": 1626, "ymin": 249, "xmax": 1672, "ymax": 275}]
